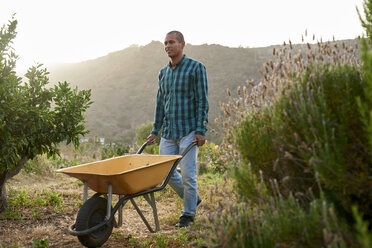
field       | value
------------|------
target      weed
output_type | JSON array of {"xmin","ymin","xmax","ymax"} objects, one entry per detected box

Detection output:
[
  {"xmin": 9, "ymin": 188, "xmax": 31, "ymax": 207},
  {"xmin": 45, "ymin": 192, "xmax": 64, "ymax": 212},
  {"xmin": 32, "ymin": 195, "xmax": 47, "ymax": 207},
  {"xmin": 111, "ymin": 232, "xmax": 124, "ymax": 240},
  {"xmin": 31, "ymin": 208, "xmax": 41, "ymax": 219},
  {"xmin": 76, "ymin": 180, "xmax": 84, "ymax": 187},
  {"xmin": 2, "ymin": 242, "xmax": 20, "ymax": 248},
  {"xmin": 153, "ymin": 233, "xmax": 168, "ymax": 248},
  {"xmin": 0, "ymin": 208, "xmax": 23, "ymax": 220},
  {"xmin": 172, "ymin": 230, "xmax": 189, "ymax": 245},
  {"xmin": 128, "ymin": 235, "xmax": 137, "ymax": 247},
  {"xmin": 139, "ymin": 240, "xmax": 151, "ymax": 248},
  {"xmin": 32, "ymin": 238, "xmax": 48, "ymax": 248},
  {"xmin": 74, "ymin": 200, "xmax": 83, "ymax": 208}
]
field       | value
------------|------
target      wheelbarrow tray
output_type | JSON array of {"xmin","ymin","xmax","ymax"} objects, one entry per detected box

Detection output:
[{"xmin": 57, "ymin": 154, "xmax": 182, "ymax": 195}]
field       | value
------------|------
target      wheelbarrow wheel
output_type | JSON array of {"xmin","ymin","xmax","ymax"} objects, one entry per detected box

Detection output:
[{"xmin": 75, "ymin": 196, "xmax": 114, "ymax": 247}]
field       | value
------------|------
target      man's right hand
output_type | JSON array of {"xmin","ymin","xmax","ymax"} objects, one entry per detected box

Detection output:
[{"xmin": 147, "ymin": 134, "xmax": 157, "ymax": 145}]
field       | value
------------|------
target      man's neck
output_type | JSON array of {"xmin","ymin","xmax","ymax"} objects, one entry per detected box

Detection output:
[{"xmin": 170, "ymin": 54, "xmax": 184, "ymax": 69}]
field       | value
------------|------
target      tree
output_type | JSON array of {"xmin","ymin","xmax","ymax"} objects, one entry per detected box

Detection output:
[{"xmin": 0, "ymin": 18, "xmax": 92, "ymax": 211}]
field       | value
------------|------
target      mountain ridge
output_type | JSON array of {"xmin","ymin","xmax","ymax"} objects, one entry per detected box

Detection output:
[{"xmin": 48, "ymin": 39, "xmax": 358, "ymax": 144}]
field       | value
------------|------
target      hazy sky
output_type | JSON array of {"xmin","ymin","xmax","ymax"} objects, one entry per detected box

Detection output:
[{"xmin": 0, "ymin": 0, "xmax": 366, "ymax": 71}]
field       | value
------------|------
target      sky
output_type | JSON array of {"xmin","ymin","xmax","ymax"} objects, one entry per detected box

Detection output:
[{"xmin": 0, "ymin": 0, "xmax": 366, "ymax": 71}]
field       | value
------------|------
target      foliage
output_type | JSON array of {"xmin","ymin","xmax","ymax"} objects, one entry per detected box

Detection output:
[
  {"xmin": 0, "ymin": 17, "xmax": 91, "ymax": 209},
  {"xmin": 134, "ymin": 121, "xmax": 160, "ymax": 154},
  {"xmin": 197, "ymin": 142, "xmax": 224, "ymax": 173},
  {"xmin": 210, "ymin": 5, "xmax": 372, "ymax": 246},
  {"xmin": 235, "ymin": 60, "xmax": 371, "ymax": 219},
  {"xmin": 32, "ymin": 239, "xmax": 48, "ymax": 248},
  {"xmin": 353, "ymin": 206, "xmax": 372, "ymax": 248},
  {"xmin": 100, "ymin": 142, "xmax": 129, "ymax": 159},
  {"xmin": 0, "ymin": 19, "xmax": 92, "ymax": 168},
  {"xmin": 23, "ymin": 155, "xmax": 74, "ymax": 175},
  {"xmin": 208, "ymin": 193, "xmax": 348, "ymax": 247},
  {"xmin": 358, "ymin": 0, "xmax": 372, "ymax": 159},
  {"xmin": 215, "ymin": 29, "xmax": 371, "ymax": 219},
  {"xmin": 358, "ymin": 0, "xmax": 372, "ymax": 42}
]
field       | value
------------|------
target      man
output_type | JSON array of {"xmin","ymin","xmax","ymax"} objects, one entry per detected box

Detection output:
[{"xmin": 147, "ymin": 31, "xmax": 208, "ymax": 228}]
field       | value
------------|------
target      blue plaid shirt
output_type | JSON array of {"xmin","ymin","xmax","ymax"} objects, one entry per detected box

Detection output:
[{"xmin": 151, "ymin": 55, "xmax": 209, "ymax": 139}]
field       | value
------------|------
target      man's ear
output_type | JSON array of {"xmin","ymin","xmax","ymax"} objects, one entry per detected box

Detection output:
[{"xmin": 181, "ymin": 41, "xmax": 185, "ymax": 49}]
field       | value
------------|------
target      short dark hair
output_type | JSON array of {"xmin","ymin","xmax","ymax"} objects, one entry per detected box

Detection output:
[{"xmin": 166, "ymin": 31, "xmax": 184, "ymax": 43}]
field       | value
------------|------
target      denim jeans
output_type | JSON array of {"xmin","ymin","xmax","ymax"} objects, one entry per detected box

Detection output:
[{"xmin": 160, "ymin": 131, "xmax": 198, "ymax": 217}]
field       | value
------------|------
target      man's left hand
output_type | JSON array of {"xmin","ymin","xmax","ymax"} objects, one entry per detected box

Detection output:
[{"xmin": 193, "ymin": 134, "xmax": 206, "ymax": 147}]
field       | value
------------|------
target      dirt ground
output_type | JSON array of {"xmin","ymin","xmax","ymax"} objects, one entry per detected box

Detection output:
[{"xmin": 0, "ymin": 172, "xmax": 218, "ymax": 248}]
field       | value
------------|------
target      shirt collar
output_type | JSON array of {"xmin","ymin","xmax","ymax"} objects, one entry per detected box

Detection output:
[{"xmin": 168, "ymin": 54, "xmax": 188, "ymax": 68}]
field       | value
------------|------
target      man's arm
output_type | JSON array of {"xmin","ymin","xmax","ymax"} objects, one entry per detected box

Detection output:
[
  {"xmin": 194, "ymin": 63, "xmax": 209, "ymax": 146},
  {"xmin": 148, "ymin": 73, "xmax": 164, "ymax": 145}
]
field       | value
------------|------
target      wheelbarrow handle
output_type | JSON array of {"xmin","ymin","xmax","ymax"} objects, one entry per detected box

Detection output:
[
  {"xmin": 137, "ymin": 141, "xmax": 148, "ymax": 154},
  {"xmin": 181, "ymin": 141, "xmax": 198, "ymax": 157},
  {"xmin": 136, "ymin": 141, "xmax": 198, "ymax": 155}
]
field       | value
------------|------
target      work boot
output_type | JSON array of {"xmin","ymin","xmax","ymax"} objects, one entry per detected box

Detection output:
[{"xmin": 175, "ymin": 215, "xmax": 194, "ymax": 228}]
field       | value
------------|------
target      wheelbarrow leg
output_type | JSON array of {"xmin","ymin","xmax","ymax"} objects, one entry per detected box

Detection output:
[
  {"xmin": 143, "ymin": 192, "xmax": 160, "ymax": 232},
  {"xmin": 115, "ymin": 195, "xmax": 126, "ymax": 228},
  {"xmin": 130, "ymin": 192, "xmax": 160, "ymax": 233},
  {"xmin": 106, "ymin": 183, "xmax": 112, "ymax": 220}
]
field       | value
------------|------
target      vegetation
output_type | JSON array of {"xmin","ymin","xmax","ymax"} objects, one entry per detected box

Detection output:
[
  {"xmin": 204, "ymin": 1, "xmax": 372, "ymax": 247},
  {"xmin": 2, "ymin": 2, "xmax": 372, "ymax": 247},
  {"xmin": 0, "ymin": 18, "xmax": 92, "ymax": 211}
]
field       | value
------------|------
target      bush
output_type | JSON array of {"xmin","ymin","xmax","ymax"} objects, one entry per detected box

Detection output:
[
  {"xmin": 198, "ymin": 142, "xmax": 224, "ymax": 173},
  {"xmin": 133, "ymin": 121, "xmax": 160, "ymax": 154},
  {"xmin": 210, "ymin": 196, "xmax": 348, "ymax": 248},
  {"xmin": 100, "ymin": 143, "xmax": 130, "ymax": 159},
  {"xmin": 234, "ymin": 63, "xmax": 372, "ymax": 220}
]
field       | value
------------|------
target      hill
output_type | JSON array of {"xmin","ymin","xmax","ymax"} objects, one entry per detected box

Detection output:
[{"xmin": 48, "ymin": 39, "xmax": 358, "ymax": 144}]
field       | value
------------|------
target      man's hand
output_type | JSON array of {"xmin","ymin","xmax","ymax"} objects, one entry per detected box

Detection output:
[
  {"xmin": 147, "ymin": 134, "xmax": 157, "ymax": 145},
  {"xmin": 193, "ymin": 134, "xmax": 206, "ymax": 147}
]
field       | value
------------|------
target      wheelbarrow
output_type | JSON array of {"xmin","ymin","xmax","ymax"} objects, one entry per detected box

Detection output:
[{"xmin": 56, "ymin": 141, "xmax": 197, "ymax": 248}]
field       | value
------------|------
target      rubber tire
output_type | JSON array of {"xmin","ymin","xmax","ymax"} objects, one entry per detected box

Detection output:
[{"xmin": 75, "ymin": 196, "xmax": 114, "ymax": 248}]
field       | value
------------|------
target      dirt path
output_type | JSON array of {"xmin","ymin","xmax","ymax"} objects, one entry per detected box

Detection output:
[{"xmin": 0, "ymin": 172, "xmax": 216, "ymax": 247}]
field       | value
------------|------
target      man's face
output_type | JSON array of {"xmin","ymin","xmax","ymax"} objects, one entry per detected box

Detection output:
[{"xmin": 164, "ymin": 33, "xmax": 185, "ymax": 58}]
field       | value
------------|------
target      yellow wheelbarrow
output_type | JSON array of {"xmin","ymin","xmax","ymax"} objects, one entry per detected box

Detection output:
[{"xmin": 57, "ymin": 141, "xmax": 197, "ymax": 247}]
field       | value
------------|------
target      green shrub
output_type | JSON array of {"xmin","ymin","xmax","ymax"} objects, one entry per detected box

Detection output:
[
  {"xmin": 100, "ymin": 142, "xmax": 130, "ymax": 159},
  {"xmin": 234, "ymin": 108, "xmax": 277, "ymax": 179},
  {"xmin": 234, "ymin": 64, "xmax": 372, "ymax": 219},
  {"xmin": 198, "ymin": 142, "xmax": 224, "ymax": 173},
  {"xmin": 133, "ymin": 121, "xmax": 160, "ymax": 154},
  {"xmin": 211, "ymin": 196, "xmax": 348, "ymax": 248}
]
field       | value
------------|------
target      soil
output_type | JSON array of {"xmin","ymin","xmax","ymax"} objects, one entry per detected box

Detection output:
[{"xmin": 0, "ymin": 172, "xmax": 216, "ymax": 248}]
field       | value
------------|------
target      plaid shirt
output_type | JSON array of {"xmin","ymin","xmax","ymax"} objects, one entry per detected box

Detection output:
[{"xmin": 151, "ymin": 55, "xmax": 209, "ymax": 139}]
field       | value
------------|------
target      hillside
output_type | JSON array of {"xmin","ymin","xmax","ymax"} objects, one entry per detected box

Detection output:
[{"xmin": 48, "ymin": 39, "xmax": 357, "ymax": 144}]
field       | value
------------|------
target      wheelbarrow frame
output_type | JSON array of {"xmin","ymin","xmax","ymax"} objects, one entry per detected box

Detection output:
[{"xmin": 67, "ymin": 141, "xmax": 197, "ymax": 238}]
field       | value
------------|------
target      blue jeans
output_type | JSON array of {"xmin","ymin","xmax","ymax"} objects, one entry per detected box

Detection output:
[{"xmin": 160, "ymin": 131, "xmax": 198, "ymax": 217}]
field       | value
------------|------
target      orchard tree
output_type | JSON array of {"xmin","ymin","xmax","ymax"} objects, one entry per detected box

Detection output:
[{"xmin": 0, "ymin": 18, "xmax": 92, "ymax": 211}]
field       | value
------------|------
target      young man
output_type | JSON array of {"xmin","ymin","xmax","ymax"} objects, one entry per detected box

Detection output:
[{"xmin": 147, "ymin": 31, "xmax": 208, "ymax": 228}]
